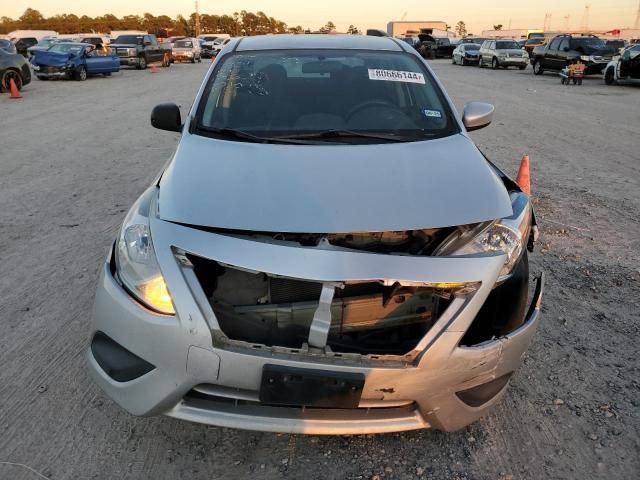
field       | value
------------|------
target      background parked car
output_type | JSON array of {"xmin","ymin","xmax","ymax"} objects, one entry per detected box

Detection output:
[
  {"xmin": 171, "ymin": 38, "xmax": 202, "ymax": 63},
  {"xmin": 452, "ymin": 43, "xmax": 481, "ymax": 65},
  {"xmin": 13, "ymin": 37, "xmax": 38, "ymax": 57},
  {"xmin": 208, "ymin": 37, "xmax": 231, "ymax": 57},
  {"xmin": 532, "ymin": 34, "xmax": 615, "ymax": 75},
  {"xmin": 524, "ymin": 37, "xmax": 546, "ymax": 58},
  {"xmin": 434, "ymin": 37, "xmax": 456, "ymax": 58},
  {"xmin": 26, "ymin": 37, "xmax": 60, "ymax": 57},
  {"xmin": 479, "ymin": 39, "xmax": 529, "ymax": 69},
  {"xmin": 0, "ymin": 48, "xmax": 31, "ymax": 91},
  {"xmin": 604, "ymin": 44, "xmax": 640, "ymax": 85},
  {"xmin": 31, "ymin": 42, "xmax": 120, "ymax": 81},
  {"xmin": 110, "ymin": 33, "xmax": 171, "ymax": 69},
  {"xmin": 0, "ymin": 38, "xmax": 17, "ymax": 54},
  {"xmin": 461, "ymin": 37, "xmax": 487, "ymax": 45}
]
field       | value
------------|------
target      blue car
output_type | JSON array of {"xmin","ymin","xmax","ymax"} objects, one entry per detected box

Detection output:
[{"xmin": 31, "ymin": 42, "xmax": 120, "ymax": 81}]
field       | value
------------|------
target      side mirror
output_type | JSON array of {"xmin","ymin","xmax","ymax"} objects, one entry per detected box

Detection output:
[
  {"xmin": 462, "ymin": 102, "xmax": 494, "ymax": 132},
  {"xmin": 151, "ymin": 103, "xmax": 182, "ymax": 132}
]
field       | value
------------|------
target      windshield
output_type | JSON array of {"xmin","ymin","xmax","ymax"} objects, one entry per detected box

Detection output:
[
  {"xmin": 48, "ymin": 44, "xmax": 84, "ymax": 55},
  {"xmin": 175, "ymin": 40, "xmax": 193, "ymax": 48},
  {"xmin": 571, "ymin": 37, "xmax": 605, "ymax": 49},
  {"xmin": 113, "ymin": 35, "xmax": 144, "ymax": 45},
  {"xmin": 462, "ymin": 43, "xmax": 480, "ymax": 50},
  {"xmin": 196, "ymin": 49, "xmax": 457, "ymax": 143},
  {"xmin": 37, "ymin": 38, "xmax": 57, "ymax": 47},
  {"xmin": 496, "ymin": 41, "xmax": 520, "ymax": 49}
]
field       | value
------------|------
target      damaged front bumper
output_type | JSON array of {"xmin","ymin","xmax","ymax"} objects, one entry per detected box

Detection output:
[{"xmin": 87, "ymin": 218, "xmax": 543, "ymax": 434}]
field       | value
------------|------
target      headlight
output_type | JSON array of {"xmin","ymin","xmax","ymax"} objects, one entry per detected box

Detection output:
[
  {"xmin": 128, "ymin": 48, "xmax": 137, "ymax": 56},
  {"xmin": 436, "ymin": 192, "xmax": 532, "ymax": 282},
  {"xmin": 114, "ymin": 188, "xmax": 175, "ymax": 315},
  {"xmin": 580, "ymin": 55, "xmax": 592, "ymax": 62}
]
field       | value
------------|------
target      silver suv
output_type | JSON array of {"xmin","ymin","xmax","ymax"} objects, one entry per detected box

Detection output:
[{"xmin": 479, "ymin": 39, "xmax": 529, "ymax": 70}]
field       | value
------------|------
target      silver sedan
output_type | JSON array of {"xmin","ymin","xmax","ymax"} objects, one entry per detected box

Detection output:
[{"xmin": 87, "ymin": 34, "xmax": 543, "ymax": 435}]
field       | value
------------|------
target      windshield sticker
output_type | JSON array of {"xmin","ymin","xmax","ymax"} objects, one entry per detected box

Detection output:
[
  {"xmin": 424, "ymin": 109, "xmax": 442, "ymax": 118},
  {"xmin": 368, "ymin": 69, "xmax": 426, "ymax": 84}
]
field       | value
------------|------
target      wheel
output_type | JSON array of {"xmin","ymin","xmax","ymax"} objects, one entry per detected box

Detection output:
[
  {"xmin": 74, "ymin": 65, "xmax": 87, "ymax": 81},
  {"xmin": 191, "ymin": 56, "xmax": 196, "ymax": 63},
  {"xmin": 573, "ymin": 78, "xmax": 578, "ymax": 85},
  {"xmin": 478, "ymin": 57, "xmax": 484, "ymax": 68},
  {"xmin": 103, "ymin": 72, "xmax": 111, "ymax": 77},
  {"xmin": 492, "ymin": 57, "xmax": 499, "ymax": 70},
  {"xmin": 162, "ymin": 53, "xmax": 171, "ymax": 67},
  {"xmin": 1, "ymin": 68, "xmax": 23, "ymax": 92},
  {"xmin": 137, "ymin": 55, "xmax": 147, "ymax": 70},
  {"xmin": 519, "ymin": 65, "xmax": 527, "ymax": 70},
  {"xmin": 452, "ymin": 56, "xmax": 456, "ymax": 64},
  {"xmin": 197, "ymin": 56, "xmax": 202, "ymax": 63},
  {"xmin": 604, "ymin": 68, "xmax": 615, "ymax": 85},
  {"xmin": 36, "ymin": 75, "xmax": 48, "ymax": 81},
  {"xmin": 578, "ymin": 78, "xmax": 582, "ymax": 85},
  {"xmin": 561, "ymin": 78, "xmax": 566, "ymax": 85},
  {"xmin": 462, "ymin": 57, "xmax": 467, "ymax": 66},
  {"xmin": 532, "ymin": 60, "xmax": 544, "ymax": 75}
]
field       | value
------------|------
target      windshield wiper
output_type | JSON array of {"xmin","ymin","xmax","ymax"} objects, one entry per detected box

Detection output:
[
  {"xmin": 273, "ymin": 129, "xmax": 424, "ymax": 143},
  {"xmin": 196, "ymin": 126, "xmax": 319, "ymax": 145}
]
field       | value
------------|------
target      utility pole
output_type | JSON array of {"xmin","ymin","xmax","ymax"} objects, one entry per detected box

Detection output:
[
  {"xmin": 581, "ymin": 4, "xmax": 590, "ymax": 32},
  {"xmin": 195, "ymin": 0, "xmax": 201, "ymax": 36},
  {"xmin": 543, "ymin": 13, "xmax": 552, "ymax": 32},
  {"xmin": 635, "ymin": 0, "xmax": 640, "ymax": 29}
]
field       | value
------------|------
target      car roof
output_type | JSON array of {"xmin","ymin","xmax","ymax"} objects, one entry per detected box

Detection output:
[{"xmin": 235, "ymin": 34, "xmax": 404, "ymax": 52}]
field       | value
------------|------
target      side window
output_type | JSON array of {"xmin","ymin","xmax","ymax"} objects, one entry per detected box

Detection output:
[
  {"xmin": 558, "ymin": 39, "xmax": 569, "ymax": 51},
  {"xmin": 490, "ymin": 41, "xmax": 496, "ymax": 50},
  {"xmin": 549, "ymin": 38, "xmax": 562, "ymax": 50}
]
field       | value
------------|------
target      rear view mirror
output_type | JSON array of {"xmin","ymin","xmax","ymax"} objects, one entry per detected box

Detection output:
[
  {"xmin": 151, "ymin": 103, "xmax": 182, "ymax": 132},
  {"xmin": 462, "ymin": 102, "xmax": 494, "ymax": 131}
]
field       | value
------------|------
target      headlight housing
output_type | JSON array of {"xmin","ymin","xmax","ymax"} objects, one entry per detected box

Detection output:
[
  {"xmin": 437, "ymin": 192, "xmax": 532, "ymax": 283},
  {"xmin": 580, "ymin": 55, "xmax": 592, "ymax": 62},
  {"xmin": 114, "ymin": 188, "xmax": 175, "ymax": 315}
]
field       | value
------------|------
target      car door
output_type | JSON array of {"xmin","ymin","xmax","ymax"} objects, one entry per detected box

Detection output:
[
  {"xmin": 544, "ymin": 37, "xmax": 562, "ymax": 69},
  {"xmin": 556, "ymin": 38, "xmax": 570, "ymax": 69},
  {"xmin": 456, "ymin": 45, "xmax": 463, "ymax": 62},
  {"xmin": 83, "ymin": 47, "xmax": 107, "ymax": 73}
]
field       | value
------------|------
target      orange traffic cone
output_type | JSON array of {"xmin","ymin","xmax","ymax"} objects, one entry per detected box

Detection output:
[
  {"xmin": 150, "ymin": 63, "xmax": 159, "ymax": 73},
  {"xmin": 8, "ymin": 78, "xmax": 22, "ymax": 99},
  {"xmin": 516, "ymin": 155, "xmax": 531, "ymax": 195}
]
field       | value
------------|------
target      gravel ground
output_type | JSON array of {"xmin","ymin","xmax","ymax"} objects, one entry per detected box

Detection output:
[{"xmin": 0, "ymin": 59, "xmax": 638, "ymax": 480}]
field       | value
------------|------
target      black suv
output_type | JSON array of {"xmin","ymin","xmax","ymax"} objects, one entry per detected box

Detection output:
[{"xmin": 532, "ymin": 34, "xmax": 615, "ymax": 75}]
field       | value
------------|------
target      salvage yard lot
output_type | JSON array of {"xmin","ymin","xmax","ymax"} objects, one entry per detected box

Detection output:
[{"xmin": 1, "ymin": 61, "xmax": 638, "ymax": 479}]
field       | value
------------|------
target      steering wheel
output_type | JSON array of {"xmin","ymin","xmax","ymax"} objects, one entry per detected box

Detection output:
[{"xmin": 346, "ymin": 99, "xmax": 404, "ymax": 120}]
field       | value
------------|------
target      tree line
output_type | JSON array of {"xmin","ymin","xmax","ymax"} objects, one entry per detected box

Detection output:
[{"xmin": 0, "ymin": 8, "xmax": 359, "ymax": 37}]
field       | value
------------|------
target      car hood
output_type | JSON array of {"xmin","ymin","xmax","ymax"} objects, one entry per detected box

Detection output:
[
  {"xmin": 158, "ymin": 133, "xmax": 513, "ymax": 233},
  {"xmin": 574, "ymin": 45, "xmax": 614, "ymax": 56},
  {"xmin": 498, "ymin": 49, "xmax": 526, "ymax": 55},
  {"xmin": 31, "ymin": 51, "xmax": 72, "ymax": 66}
]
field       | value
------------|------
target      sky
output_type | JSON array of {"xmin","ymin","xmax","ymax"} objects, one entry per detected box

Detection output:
[{"xmin": 3, "ymin": 0, "xmax": 639, "ymax": 34}]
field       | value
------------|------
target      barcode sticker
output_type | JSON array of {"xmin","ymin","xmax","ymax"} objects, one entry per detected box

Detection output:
[{"xmin": 368, "ymin": 69, "xmax": 426, "ymax": 84}]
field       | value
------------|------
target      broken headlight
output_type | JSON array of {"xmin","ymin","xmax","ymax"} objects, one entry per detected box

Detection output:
[
  {"xmin": 114, "ymin": 188, "xmax": 176, "ymax": 315},
  {"xmin": 437, "ymin": 192, "xmax": 532, "ymax": 282}
]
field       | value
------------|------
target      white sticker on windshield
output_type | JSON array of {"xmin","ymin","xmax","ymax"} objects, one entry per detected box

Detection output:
[
  {"xmin": 368, "ymin": 69, "xmax": 426, "ymax": 84},
  {"xmin": 424, "ymin": 109, "xmax": 442, "ymax": 118}
]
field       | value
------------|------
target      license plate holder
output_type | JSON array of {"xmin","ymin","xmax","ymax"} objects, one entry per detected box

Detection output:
[{"xmin": 259, "ymin": 365, "xmax": 365, "ymax": 408}]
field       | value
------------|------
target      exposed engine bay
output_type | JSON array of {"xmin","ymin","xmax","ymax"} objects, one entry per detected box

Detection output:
[{"xmin": 188, "ymin": 247, "xmax": 454, "ymax": 356}]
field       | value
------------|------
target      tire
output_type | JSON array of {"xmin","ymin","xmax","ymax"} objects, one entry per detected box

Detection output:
[
  {"xmin": 452, "ymin": 56, "xmax": 456, "ymax": 64},
  {"xmin": 103, "ymin": 72, "xmax": 111, "ymax": 77},
  {"xmin": 519, "ymin": 65, "xmax": 527, "ymax": 70},
  {"xmin": 492, "ymin": 57, "xmax": 500, "ymax": 70},
  {"xmin": 532, "ymin": 60, "xmax": 544, "ymax": 75},
  {"xmin": 604, "ymin": 68, "xmax": 615, "ymax": 85},
  {"xmin": 561, "ymin": 78, "xmax": 566, "ymax": 85},
  {"xmin": 36, "ymin": 75, "xmax": 48, "ymax": 81},
  {"xmin": 478, "ymin": 57, "xmax": 484, "ymax": 68},
  {"xmin": 578, "ymin": 78, "xmax": 582, "ymax": 85},
  {"xmin": 1, "ymin": 68, "xmax": 23, "ymax": 92},
  {"xmin": 162, "ymin": 53, "xmax": 171, "ymax": 67},
  {"xmin": 74, "ymin": 65, "xmax": 87, "ymax": 81},
  {"xmin": 197, "ymin": 56, "xmax": 202, "ymax": 63},
  {"xmin": 137, "ymin": 55, "xmax": 147, "ymax": 70}
]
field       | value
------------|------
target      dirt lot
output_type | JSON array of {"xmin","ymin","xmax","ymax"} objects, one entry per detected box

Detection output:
[{"xmin": 1, "ymin": 59, "xmax": 638, "ymax": 480}]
